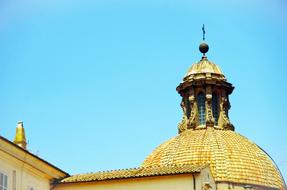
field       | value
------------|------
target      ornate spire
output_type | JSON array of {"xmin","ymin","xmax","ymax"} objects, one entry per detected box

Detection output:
[
  {"xmin": 13, "ymin": 121, "xmax": 27, "ymax": 149},
  {"xmin": 176, "ymin": 31, "xmax": 234, "ymax": 133}
]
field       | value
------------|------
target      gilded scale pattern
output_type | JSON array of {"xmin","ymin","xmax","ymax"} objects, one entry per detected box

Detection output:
[{"xmin": 142, "ymin": 128, "xmax": 285, "ymax": 189}]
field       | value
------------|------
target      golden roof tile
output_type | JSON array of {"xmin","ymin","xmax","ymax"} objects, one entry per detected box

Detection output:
[
  {"xmin": 61, "ymin": 164, "xmax": 206, "ymax": 183},
  {"xmin": 142, "ymin": 128, "xmax": 285, "ymax": 189},
  {"xmin": 183, "ymin": 57, "xmax": 226, "ymax": 82}
]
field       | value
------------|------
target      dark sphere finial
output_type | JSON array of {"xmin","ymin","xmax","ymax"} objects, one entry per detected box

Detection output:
[{"xmin": 199, "ymin": 42, "xmax": 209, "ymax": 54}]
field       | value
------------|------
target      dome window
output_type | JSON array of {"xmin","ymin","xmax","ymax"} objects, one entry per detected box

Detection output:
[
  {"xmin": 212, "ymin": 92, "xmax": 219, "ymax": 125},
  {"xmin": 197, "ymin": 92, "xmax": 206, "ymax": 125}
]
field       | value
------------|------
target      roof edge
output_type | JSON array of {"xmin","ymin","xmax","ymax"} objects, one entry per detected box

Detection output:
[
  {"xmin": 0, "ymin": 136, "xmax": 69, "ymax": 178},
  {"xmin": 60, "ymin": 164, "xmax": 208, "ymax": 184}
]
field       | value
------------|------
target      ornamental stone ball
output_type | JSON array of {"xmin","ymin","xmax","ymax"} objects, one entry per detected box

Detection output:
[{"xmin": 199, "ymin": 42, "xmax": 209, "ymax": 54}]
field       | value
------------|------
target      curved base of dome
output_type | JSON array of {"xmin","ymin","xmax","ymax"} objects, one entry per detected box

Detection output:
[
  {"xmin": 142, "ymin": 128, "xmax": 285, "ymax": 189},
  {"xmin": 216, "ymin": 181, "xmax": 283, "ymax": 190}
]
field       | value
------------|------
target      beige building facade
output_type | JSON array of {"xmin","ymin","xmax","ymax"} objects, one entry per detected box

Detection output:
[{"xmin": 0, "ymin": 132, "xmax": 67, "ymax": 190}]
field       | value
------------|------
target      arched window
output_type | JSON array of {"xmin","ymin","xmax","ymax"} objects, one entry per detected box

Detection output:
[
  {"xmin": 197, "ymin": 92, "xmax": 206, "ymax": 125},
  {"xmin": 212, "ymin": 93, "xmax": 219, "ymax": 125}
]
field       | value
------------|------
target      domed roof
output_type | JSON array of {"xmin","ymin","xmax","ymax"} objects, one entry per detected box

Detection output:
[
  {"xmin": 186, "ymin": 57, "xmax": 224, "ymax": 77},
  {"xmin": 142, "ymin": 128, "xmax": 285, "ymax": 189}
]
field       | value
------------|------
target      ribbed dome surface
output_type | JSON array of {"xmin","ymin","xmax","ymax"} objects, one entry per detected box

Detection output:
[
  {"xmin": 186, "ymin": 58, "xmax": 224, "ymax": 76},
  {"xmin": 142, "ymin": 128, "xmax": 285, "ymax": 189}
]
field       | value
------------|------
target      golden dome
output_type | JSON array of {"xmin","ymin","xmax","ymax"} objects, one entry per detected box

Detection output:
[
  {"xmin": 142, "ymin": 128, "xmax": 285, "ymax": 189},
  {"xmin": 184, "ymin": 57, "xmax": 225, "ymax": 81}
]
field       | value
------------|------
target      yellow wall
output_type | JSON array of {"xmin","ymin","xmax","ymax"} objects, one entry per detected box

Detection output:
[
  {"xmin": 0, "ymin": 149, "xmax": 50, "ymax": 190},
  {"xmin": 55, "ymin": 174, "xmax": 195, "ymax": 190},
  {"xmin": 0, "ymin": 137, "xmax": 66, "ymax": 190},
  {"xmin": 56, "ymin": 168, "xmax": 216, "ymax": 190}
]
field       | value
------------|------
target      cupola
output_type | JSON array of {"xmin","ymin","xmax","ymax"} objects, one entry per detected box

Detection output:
[
  {"xmin": 142, "ymin": 26, "xmax": 286, "ymax": 189},
  {"xmin": 176, "ymin": 40, "xmax": 234, "ymax": 133}
]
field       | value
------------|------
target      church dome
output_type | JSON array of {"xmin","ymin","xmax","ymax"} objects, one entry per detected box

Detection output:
[
  {"xmin": 142, "ymin": 128, "xmax": 285, "ymax": 189},
  {"xmin": 143, "ymin": 36, "xmax": 286, "ymax": 189},
  {"xmin": 186, "ymin": 58, "xmax": 224, "ymax": 76}
]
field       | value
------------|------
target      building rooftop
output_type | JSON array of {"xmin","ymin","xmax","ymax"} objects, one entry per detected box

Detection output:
[{"xmin": 61, "ymin": 164, "xmax": 206, "ymax": 183}]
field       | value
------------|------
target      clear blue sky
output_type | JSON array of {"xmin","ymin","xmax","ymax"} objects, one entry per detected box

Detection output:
[{"xmin": 0, "ymin": 0, "xmax": 287, "ymax": 181}]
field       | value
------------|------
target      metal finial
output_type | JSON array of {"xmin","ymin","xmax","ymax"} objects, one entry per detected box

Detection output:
[
  {"xmin": 202, "ymin": 24, "xmax": 206, "ymax": 41},
  {"xmin": 199, "ymin": 24, "xmax": 209, "ymax": 57}
]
